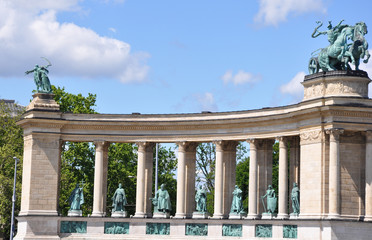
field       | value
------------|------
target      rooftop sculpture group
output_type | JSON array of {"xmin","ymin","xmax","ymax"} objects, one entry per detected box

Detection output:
[
  {"xmin": 309, "ymin": 20, "xmax": 370, "ymax": 74},
  {"xmin": 25, "ymin": 57, "xmax": 53, "ymax": 94}
]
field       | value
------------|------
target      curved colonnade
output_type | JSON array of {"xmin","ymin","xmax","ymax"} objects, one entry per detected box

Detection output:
[{"xmin": 15, "ymin": 71, "xmax": 372, "ymax": 239}]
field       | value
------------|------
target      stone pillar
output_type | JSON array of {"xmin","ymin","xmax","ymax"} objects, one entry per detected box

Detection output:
[
  {"xmin": 247, "ymin": 139, "xmax": 259, "ymax": 219},
  {"xmin": 19, "ymin": 134, "xmax": 61, "ymax": 216},
  {"xmin": 92, "ymin": 141, "xmax": 109, "ymax": 217},
  {"xmin": 134, "ymin": 142, "xmax": 155, "ymax": 218},
  {"xmin": 175, "ymin": 142, "xmax": 198, "ymax": 218},
  {"xmin": 289, "ymin": 137, "xmax": 300, "ymax": 189},
  {"xmin": 213, "ymin": 140, "xmax": 238, "ymax": 219},
  {"xmin": 326, "ymin": 128, "xmax": 343, "ymax": 219},
  {"xmin": 257, "ymin": 139, "xmax": 274, "ymax": 214},
  {"xmin": 365, "ymin": 131, "xmax": 372, "ymax": 221},
  {"xmin": 277, "ymin": 137, "xmax": 289, "ymax": 219}
]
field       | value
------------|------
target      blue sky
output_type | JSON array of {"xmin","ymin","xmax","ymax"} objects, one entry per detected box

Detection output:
[{"xmin": 1, "ymin": 0, "xmax": 372, "ymax": 114}]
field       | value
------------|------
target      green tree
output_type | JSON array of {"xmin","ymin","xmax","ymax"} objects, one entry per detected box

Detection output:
[
  {"xmin": 196, "ymin": 142, "xmax": 248, "ymax": 214},
  {"xmin": 0, "ymin": 102, "xmax": 24, "ymax": 240},
  {"xmin": 106, "ymin": 143, "xmax": 138, "ymax": 216}
]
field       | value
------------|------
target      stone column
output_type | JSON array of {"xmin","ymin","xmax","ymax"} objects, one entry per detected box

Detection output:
[
  {"xmin": 134, "ymin": 142, "xmax": 155, "ymax": 218},
  {"xmin": 19, "ymin": 134, "xmax": 62, "ymax": 216},
  {"xmin": 213, "ymin": 140, "xmax": 238, "ymax": 219},
  {"xmin": 257, "ymin": 139, "xmax": 274, "ymax": 214},
  {"xmin": 365, "ymin": 131, "xmax": 372, "ymax": 221},
  {"xmin": 92, "ymin": 141, "xmax": 109, "ymax": 217},
  {"xmin": 175, "ymin": 142, "xmax": 198, "ymax": 218},
  {"xmin": 326, "ymin": 128, "xmax": 343, "ymax": 219},
  {"xmin": 247, "ymin": 139, "xmax": 259, "ymax": 219},
  {"xmin": 277, "ymin": 137, "xmax": 289, "ymax": 219},
  {"xmin": 289, "ymin": 137, "xmax": 300, "ymax": 189}
]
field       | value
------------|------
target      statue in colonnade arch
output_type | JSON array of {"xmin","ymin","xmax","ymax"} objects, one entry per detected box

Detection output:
[
  {"xmin": 230, "ymin": 185, "xmax": 245, "ymax": 214},
  {"xmin": 291, "ymin": 182, "xmax": 300, "ymax": 215},
  {"xmin": 261, "ymin": 185, "xmax": 277, "ymax": 214},
  {"xmin": 112, "ymin": 183, "xmax": 127, "ymax": 213},
  {"xmin": 195, "ymin": 185, "xmax": 207, "ymax": 213},
  {"xmin": 152, "ymin": 184, "xmax": 171, "ymax": 213}
]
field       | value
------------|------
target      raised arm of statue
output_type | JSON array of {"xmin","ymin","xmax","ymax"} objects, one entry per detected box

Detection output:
[{"xmin": 312, "ymin": 21, "xmax": 327, "ymax": 38}]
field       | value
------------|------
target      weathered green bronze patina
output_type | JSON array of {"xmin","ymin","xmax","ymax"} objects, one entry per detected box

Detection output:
[
  {"xmin": 104, "ymin": 222, "xmax": 129, "ymax": 234},
  {"xmin": 112, "ymin": 183, "xmax": 127, "ymax": 212},
  {"xmin": 151, "ymin": 184, "xmax": 171, "ymax": 213},
  {"xmin": 146, "ymin": 223, "xmax": 170, "ymax": 235},
  {"xmin": 283, "ymin": 225, "xmax": 298, "ymax": 239},
  {"xmin": 230, "ymin": 185, "xmax": 245, "ymax": 214},
  {"xmin": 25, "ymin": 57, "xmax": 53, "ymax": 93},
  {"xmin": 60, "ymin": 221, "xmax": 87, "ymax": 233},
  {"xmin": 291, "ymin": 183, "xmax": 300, "ymax": 215},
  {"xmin": 222, "ymin": 224, "xmax": 242, "ymax": 237},
  {"xmin": 261, "ymin": 185, "xmax": 277, "ymax": 214},
  {"xmin": 309, "ymin": 20, "xmax": 370, "ymax": 74},
  {"xmin": 185, "ymin": 223, "xmax": 208, "ymax": 236},
  {"xmin": 68, "ymin": 183, "xmax": 84, "ymax": 211},
  {"xmin": 195, "ymin": 186, "xmax": 207, "ymax": 213},
  {"xmin": 255, "ymin": 224, "xmax": 272, "ymax": 238}
]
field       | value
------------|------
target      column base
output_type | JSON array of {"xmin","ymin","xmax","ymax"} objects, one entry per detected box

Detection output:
[
  {"xmin": 364, "ymin": 215, "xmax": 372, "ymax": 221},
  {"xmin": 277, "ymin": 213, "xmax": 289, "ymax": 219},
  {"xmin": 174, "ymin": 213, "xmax": 187, "ymax": 219},
  {"xmin": 90, "ymin": 211, "xmax": 104, "ymax": 217},
  {"xmin": 132, "ymin": 212, "xmax": 147, "ymax": 218},
  {"xmin": 211, "ymin": 213, "xmax": 227, "ymax": 219},
  {"xmin": 261, "ymin": 213, "xmax": 277, "ymax": 219},
  {"xmin": 246, "ymin": 213, "xmax": 260, "ymax": 219},
  {"xmin": 327, "ymin": 213, "xmax": 340, "ymax": 219}
]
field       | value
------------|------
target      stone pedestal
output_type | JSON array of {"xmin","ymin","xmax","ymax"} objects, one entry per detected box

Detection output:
[
  {"xmin": 192, "ymin": 212, "xmax": 210, "ymax": 219},
  {"xmin": 302, "ymin": 70, "xmax": 370, "ymax": 101},
  {"xmin": 67, "ymin": 210, "xmax": 82, "ymax": 217},
  {"xmin": 290, "ymin": 213, "xmax": 299, "ymax": 219},
  {"xmin": 112, "ymin": 211, "xmax": 127, "ymax": 218},
  {"xmin": 152, "ymin": 212, "xmax": 170, "ymax": 219},
  {"xmin": 26, "ymin": 93, "xmax": 60, "ymax": 112}
]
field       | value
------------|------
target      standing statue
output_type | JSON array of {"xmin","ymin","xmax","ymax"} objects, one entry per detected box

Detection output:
[
  {"xmin": 152, "ymin": 184, "xmax": 171, "ymax": 213},
  {"xmin": 112, "ymin": 183, "xmax": 127, "ymax": 212},
  {"xmin": 195, "ymin": 186, "xmax": 207, "ymax": 213},
  {"xmin": 68, "ymin": 183, "xmax": 84, "ymax": 211},
  {"xmin": 308, "ymin": 21, "xmax": 370, "ymax": 74},
  {"xmin": 291, "ymin": 183, "xmax": 300, "ymax": 214},
  {"xmin": 261, "ymin": 185, "xmax": 277, "ymax": 214},
  {"xmin": 230, "ymin": 185, "xmax": 245, "ymax": 214},
  {"xmin": 25, "ymin": 57, "xmax": 53, "ymax": 94}
]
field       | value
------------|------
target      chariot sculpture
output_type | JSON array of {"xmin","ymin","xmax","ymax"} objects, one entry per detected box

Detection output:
[{"xmin": 309, "ymin": 20, "xmax": 370, "ymax": 74}]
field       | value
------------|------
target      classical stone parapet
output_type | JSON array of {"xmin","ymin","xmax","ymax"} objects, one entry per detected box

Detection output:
[
  {"xmin": 26, "ymin": 93, "xmax": 60, "ymax": 112},
  {"xmin": 302, "ymin": 70, "xmax": 370, "ymax": 101}
]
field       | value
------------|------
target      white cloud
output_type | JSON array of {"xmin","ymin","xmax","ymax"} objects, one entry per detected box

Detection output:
[
  {"xmin": 221, "ymin": 70, "xmax": 261, "ymax": 85},
  {"xmin": 254, "ymin": 0, "xmax": 326, "ymax": 26},
  {"xmin": 195, "ymin": 92, "xmax": 218, "ymax": 112},
  {"xmin": 359, "ymin": 49, "xmax": 372, "ymax": 97},
  {"xmin": 0, "ymin": 0, "xmax": 149, "ymax": 83},
  {"xmin": 280, "ymin": 71, "xmax": 305, "ymax": 100}
]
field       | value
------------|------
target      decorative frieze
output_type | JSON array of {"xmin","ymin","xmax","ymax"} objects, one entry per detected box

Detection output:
[
  {"xmin": 146, "ymin": 223, "xmax": 170, "ymax": 235},
  {"xmin": 283, "ymin": 225, "xmax": 297, "ymax": 239},
  {"xmin": 60, "ymin": 221, "xmax": 87, "ymax": 233},
  {"xmin": 255, "ymin": 224, "xmax": 272, "ymax": 238},
  {"xmin": 185, "ymin": 223, "xmax": 208, "ymax": 236},
  {"xmin": 104, "ymin": 222, "xmax": 129, "ymax": 234},
  {"xmin": 300, "ymin": 130, "xmax": 323, "ymax": 145}
]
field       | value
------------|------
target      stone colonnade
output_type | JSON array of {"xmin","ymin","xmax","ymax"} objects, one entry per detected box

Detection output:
[
  {"xmin": 18, "ymin": 129, "xmax": 372, "ymax": 220},
  {"xmin": 82, "ymin": 137, "xmax": 302, "ymax": 219}
]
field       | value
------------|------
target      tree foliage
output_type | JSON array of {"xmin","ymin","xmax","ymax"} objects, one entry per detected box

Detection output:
[{"xmin": 0, "ymin": 102, "xmax": 23, "ymax": 239}]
